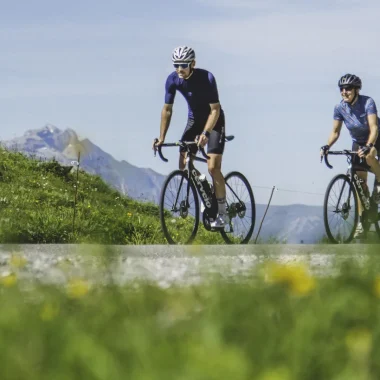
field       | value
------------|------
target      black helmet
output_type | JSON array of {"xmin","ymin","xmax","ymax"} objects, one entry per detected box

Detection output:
[{"xmin": 338, "ymin": 74, "xmax": 362, "ymax": 90}]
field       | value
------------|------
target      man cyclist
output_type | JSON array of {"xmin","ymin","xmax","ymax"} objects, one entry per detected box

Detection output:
[
  {"xmin": 320, "ymin": 73, "xmax": 380, "ymax": 238},
  {"xmin": 153, "ymin": 46, "xmax": 228, "ymax": 229}
]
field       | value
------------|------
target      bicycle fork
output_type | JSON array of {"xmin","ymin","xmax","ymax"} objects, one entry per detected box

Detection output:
[
  {"xmin": 334, "ymin": 180, "xmax": 352, "ymax": 219},
  {"xmin": 171, "ymin": 175, "xmax": 191, "ymax": 217}
]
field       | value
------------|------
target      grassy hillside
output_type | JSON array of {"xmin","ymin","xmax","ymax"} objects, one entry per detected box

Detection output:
[{"xmin": 0, "ymin": 148, "xmax": 224, "ymax": 244}]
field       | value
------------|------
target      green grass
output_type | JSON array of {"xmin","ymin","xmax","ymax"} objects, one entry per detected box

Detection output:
[
  {"xmin": 0, "ymin": 148, "xmax": 225, "ymax": 244},
  {"xmin": 2, "ymin": 246, "xmax": 380, "ymax": 379}
]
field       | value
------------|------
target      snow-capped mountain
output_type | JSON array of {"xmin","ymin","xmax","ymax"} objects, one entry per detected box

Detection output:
[
  {"xmin": 3, "ymin": 124, "xmax": 165, "ymax": 202},
  {"xmin": 2, "ymin": 124, "xmax": 326, "ymax": 242},
  {"xmin": 254, "ymin": 204, "xmax": 324, "ymax": 243}
]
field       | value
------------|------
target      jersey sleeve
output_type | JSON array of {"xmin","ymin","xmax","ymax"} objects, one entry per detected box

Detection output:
[
  {"xmin": 207, "ymin": 72, "xmax": 220, "ymax": 104},
  {"xmin": 365, "ymin": 97, "xmax": 378, "ymax": 115},
  {"xmin": 164, "ymin": 75, "xmax": 176, "ymax": 104},
  {"xmin": 333, "ymin": 105, "xmax": 343, "ymax": 121}
]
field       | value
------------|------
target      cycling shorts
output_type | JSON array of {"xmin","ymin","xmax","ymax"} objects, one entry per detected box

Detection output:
[
  {"xmin": 352, "ymin": 138, "xmax": 380, "ymax": 171},
  {"xmin": 179, "ymin": 112, "xmax": 225, "ymax": 155}
]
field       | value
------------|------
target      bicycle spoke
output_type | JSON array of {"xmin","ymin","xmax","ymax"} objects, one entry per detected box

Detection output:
[
  {"xmin": 324, "ymin": 174, "xmax": 358, "ymax": 243},
  {"xmin": 221, "ymin": 172, "xmax": 255, "ymax": 244},
  {"xmin": 160, "ymin": 170, "xmax": 199, "ymax": 244}
]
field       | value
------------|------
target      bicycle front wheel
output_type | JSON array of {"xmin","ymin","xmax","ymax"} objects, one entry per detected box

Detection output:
[
  {"xmin": 220, "ymin": 171, "xmax": 256, "ymax": 244},
  {"xmin": 159, "ymin": 170, "xmax": 199, "ymax": 244},
  {"xmin": 323, "ymin": 174, "xmax": 358, "ymax": 244}
]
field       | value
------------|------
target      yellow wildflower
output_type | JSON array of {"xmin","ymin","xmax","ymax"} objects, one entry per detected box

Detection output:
[
  {"xmin": 345, "ymin": 327, "xmax": 372, "ymax": 359},
  {"xmin": 266, "ymin": 262, "xmax": 316, "ymax": 296},
  {"xmin": 127, "ymin": 212, "xmax": 132, "ymax": 217},
  {"xmin": 10, "ymin": 254, "xmax": 27, "ymax": 269},
  {"xmin": 67, "ymin": 278, "xmax": 90, "ymax": 299},
  {"xmin": 373, "ymin": 276, "xmax": 380, "ymax": 298},
  {"xmin": 0, "ymin": 273, "xmax": 17, "ymax": 287}
]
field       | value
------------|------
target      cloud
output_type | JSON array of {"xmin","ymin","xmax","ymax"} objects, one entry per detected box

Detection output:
[
  {"xmin": 185, "ymin": 9, "xmax": 379, "ymax": 57},
  {"xmin": 174, "ymin": 4, "xmax": 380, "ymax": 86},
  {"xmin": 195, "ymin": 0, "xmax": 372, "ymax": 11}
]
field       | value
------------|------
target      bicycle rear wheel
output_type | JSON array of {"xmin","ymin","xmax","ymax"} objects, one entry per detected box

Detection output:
[
  {"xmin": 159, "ymin": 170, "xmax": 199, "ymax": 244},
  {"xmin": 323, "ymin": 174, "xmax": 358, "ymax": 243},
  {"xmin": 372, "ymin": 182, "xmax": 380, "ymax": 239},
  {"xmin": 220, "ymin": 171, "xmax": 255, "ymax": 244}
]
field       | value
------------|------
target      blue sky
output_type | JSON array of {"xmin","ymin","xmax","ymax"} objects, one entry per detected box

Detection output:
[{"xmin": 1, "ymin": 0, "xmax": 380, "ymax": 205}]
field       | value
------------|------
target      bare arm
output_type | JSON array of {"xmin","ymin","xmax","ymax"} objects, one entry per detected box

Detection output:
[
  {"xmin": 367, "ymin": 114, "xmax": 379, "ymax": 146},
  {"xmin": 327, "ymin": 119, "xmax": 343, "ymax": 147},
  {"xmin": 197, "ymin": 103, "xmax": 221, "ymax": 148},
  {"xmin": 159, "ymin": 104, "xmax": 173, "ymax": 142},
  {"xmin": 203, "ymin": 103, "xmax": 221, "ymax": 133}
]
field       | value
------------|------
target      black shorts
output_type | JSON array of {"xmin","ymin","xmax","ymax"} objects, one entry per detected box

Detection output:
[
  {"xmin": 180, "ymin": 112, "xmax": 226, "ymax": 155},
  {"xmin": 352, "ymin": 138, "xmax": 380, "ymax": 171}
]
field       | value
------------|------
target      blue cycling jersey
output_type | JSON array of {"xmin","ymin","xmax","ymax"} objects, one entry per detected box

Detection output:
[
  {"xmin": 333, "ymin": 95, "xmax": 380, "ymax": 144},
  {"xmin": 164, "ymin": 68, "xmax": 223, "ymax": 120}
]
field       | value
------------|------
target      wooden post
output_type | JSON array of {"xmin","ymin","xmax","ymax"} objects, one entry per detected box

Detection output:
[
  {"xmin": 72, "ymin": 151, "xmax": 81, "ymax": 234},
  {"xmin": 254, "ymin": 186, "xmax": 276, "ymax": 244}
]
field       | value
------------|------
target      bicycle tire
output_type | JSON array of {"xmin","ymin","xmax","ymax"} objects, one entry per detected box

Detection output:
[
  {"xmin": 159, "ymin": 170, "xmax": 199, "ymax": 244},
  {"xmin": 374, "ymin": 214, "xmax": 380, "ymax": 239},
  {"xmin": 371, "ymin": 182, "xmax": 380, "ymax": 239},
  {"xmin": 323, "ymin": 174, "xmax": 358, "ymax": 244},
  {"xmin": 220, "ymin": 171, "xmax": 256, "ymax": 244}
]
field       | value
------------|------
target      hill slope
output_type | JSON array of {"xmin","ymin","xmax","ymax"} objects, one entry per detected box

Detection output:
[{"xmin": 3, "ymin": 125, "xmax": 328, "ymax": 243}]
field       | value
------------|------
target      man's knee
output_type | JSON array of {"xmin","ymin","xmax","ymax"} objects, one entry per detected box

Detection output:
[
  {"xmin": 208, "ymin": 166, "xmax": 222, "ymax": 177},
  {"xmin": 208, "ymin": 154, "xmax": 223, "ymax": 176}
]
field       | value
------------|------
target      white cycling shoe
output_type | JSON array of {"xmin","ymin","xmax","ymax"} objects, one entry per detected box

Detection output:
[
  {"xmin": 354, "ymin": 222, "xmax": 366, "ymax": 239},
  {"xmin": 210, "ymin": 214, "xmax": 230, "ymax": 229}
]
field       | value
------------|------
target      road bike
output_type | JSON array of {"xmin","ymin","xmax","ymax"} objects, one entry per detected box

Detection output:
[
  {"xmin": 154, "ymin": 136, "xmax": 255, "ymax": 244},
  {"xmin": 322, "ymin": 150, "xmax": 380, "ymax": 243}
]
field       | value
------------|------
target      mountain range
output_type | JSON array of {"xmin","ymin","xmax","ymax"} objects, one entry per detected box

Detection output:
[
  {"xmin": 2, "ymin": 125, "xmax": 326, "ymax": 243},
  {"xmin": 3, "ymin": 125, "xmax": 164, "ymax": 202}
]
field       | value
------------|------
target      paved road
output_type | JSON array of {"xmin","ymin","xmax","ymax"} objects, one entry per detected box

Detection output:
[{"xmin": 0, "ymin": 244, "xmax": 377, "ymax": 287}]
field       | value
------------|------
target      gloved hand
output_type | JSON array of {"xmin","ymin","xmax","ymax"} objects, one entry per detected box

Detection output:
[
  {"xmin": 320, "ymin": 144, "xmax": 330, "ymax": 156},
  {"xmin": 358, "ymin": 145, "xmax": 371, "ymax": 157}
]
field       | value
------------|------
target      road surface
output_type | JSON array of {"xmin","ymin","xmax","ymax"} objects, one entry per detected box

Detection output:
[{"xmin": 0, "ymin": 244, "xmax": 377, "ymax": 287}]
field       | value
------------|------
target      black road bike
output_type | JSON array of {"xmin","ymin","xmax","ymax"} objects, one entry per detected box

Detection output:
[
  {"xmin": 322, "ymin": 150, "xmax": 380, "ymax": 243},
  {"xmin": 155, "ymin": 136, "xmax": 255, "ymax": 244}
]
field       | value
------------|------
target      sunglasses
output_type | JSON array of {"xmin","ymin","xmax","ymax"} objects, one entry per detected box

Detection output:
[
  {"xmin": 173, "ymin": 62, "xmax": 191, "ymax": 69},
  {"xmin": 340, "ymin": 86, "xmax": 354, "ymax": 92}
]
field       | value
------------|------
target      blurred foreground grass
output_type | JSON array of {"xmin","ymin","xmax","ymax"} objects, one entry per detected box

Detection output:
[{"xmin": 2, "ymin": 246, "xmax": 380, "ymax": 379}]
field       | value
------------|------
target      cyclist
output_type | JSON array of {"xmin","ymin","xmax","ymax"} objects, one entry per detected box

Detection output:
[
  {"xmin": 153, "ymin": 46, "xmax": 228, "ymax": 228},
  {"xmin": 320, "ymin": 73, "xmax": 380, "ymax": 237}
]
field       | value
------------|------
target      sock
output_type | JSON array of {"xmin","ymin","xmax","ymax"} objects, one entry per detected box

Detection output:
[{"xmin": 217, "ymin": 197, "xmax": 227, "ymax": 215}]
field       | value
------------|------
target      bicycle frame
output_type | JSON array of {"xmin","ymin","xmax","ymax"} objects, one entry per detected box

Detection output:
[
  {"xmin": 324, "ymin": 150, "xmax": 373, "ymax": 214},
  {"xmin": 323, "ymin": 149, "xmax": 380, "ymax": 243},
  {"xmin": 155, "ymin": 139, "xmax": 245, "ymax": 221},
  {"xmin": 350, "ymin": 170, "xmax": 371, "ymax": 211}
]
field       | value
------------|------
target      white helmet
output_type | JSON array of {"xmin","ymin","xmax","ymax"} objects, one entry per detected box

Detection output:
[{"xmin": 171, "ymin": 46, "xmax": 195, "ymax": 63}]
